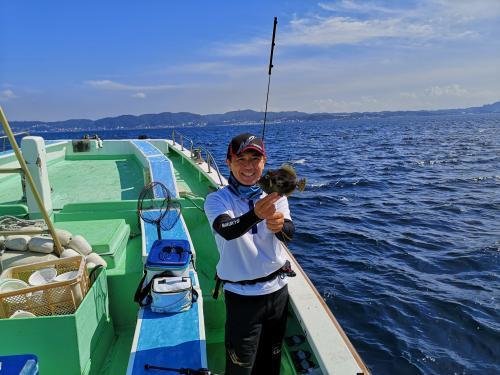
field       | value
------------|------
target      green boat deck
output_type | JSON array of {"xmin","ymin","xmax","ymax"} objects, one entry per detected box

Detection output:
[
  {"xmin": 0, "ymin": 155, "xmax": 145, "ymax": 211},
  {"xmin": 0, "ymin": 173, "xmax": 23, "ymax": 205},
  {"xmin": 50, "ymin": 156, "xmax": 145, "ymax": 208},
  {"xmin": 0, "ymin": 140, "xmax": 316, "ymax": 375}
]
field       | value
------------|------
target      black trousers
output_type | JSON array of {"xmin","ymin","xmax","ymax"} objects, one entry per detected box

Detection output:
[{"xmin": 224, "ymin": 285, "xmax": 289, "ymax": 375}]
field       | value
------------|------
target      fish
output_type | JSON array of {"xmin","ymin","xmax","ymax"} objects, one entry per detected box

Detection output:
[{"xmin": 258, "ymin": 163, "xmax": 306, "ymax": 196}]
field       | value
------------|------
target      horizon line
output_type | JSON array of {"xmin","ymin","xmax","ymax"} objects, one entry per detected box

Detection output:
[{"xmin": 6, "ymin": 100, "xmax": 499, "ymax": 123}]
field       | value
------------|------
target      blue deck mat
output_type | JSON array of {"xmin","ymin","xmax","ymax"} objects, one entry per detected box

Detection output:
[
  {"xmin": 131, "ymin": 140, "xmax": 164, "ymax": 157},
  {"xmin": 131, "ymin": 140, "xmax": 178, "ymax": 198},
  {"xmin": 140, "ymin": 209, "xmax": 189, "ymax": 258},
  {"xmin": 128, "ymin": 208, "xmax": 205, "ymax": 374},
  {"xmin": 127, "ymin": 271, "xmax": 206, "ymax": 375}
]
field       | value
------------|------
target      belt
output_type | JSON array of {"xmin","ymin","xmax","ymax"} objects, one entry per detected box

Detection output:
[{"xmin": 212, "ymin": 260, "xmax": 296, "ymax": 299}]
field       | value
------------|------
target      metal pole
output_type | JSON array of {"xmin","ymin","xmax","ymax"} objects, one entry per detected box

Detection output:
[
  {"xmin": 0, "ymin": 106, "xmax": 64, "ymax": 256},
  {"xmin": 0, "ymin": 168, "xmax": 23, "ymax": 174}
]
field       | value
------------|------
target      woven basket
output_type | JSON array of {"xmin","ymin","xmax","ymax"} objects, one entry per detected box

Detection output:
[{"xmin": 0, "ymin": 256, "xmax": 89, "ymax": 318}]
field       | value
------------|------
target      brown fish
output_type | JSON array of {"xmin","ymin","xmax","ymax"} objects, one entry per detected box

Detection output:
[{"xmin": 258, "ymin": 164, "xmax": 306, "ymax": 196}]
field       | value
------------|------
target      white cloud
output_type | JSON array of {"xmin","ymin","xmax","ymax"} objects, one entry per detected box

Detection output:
[
  {"xmin": 318, "ymin": 1, "xmax": 402, "ymax": 15},
  {"xmin": 132, "ymin": 92, "xmax": 146, "ymax": 99},
  {"xmin": 314, "ymin": 96, "xmax": 381, "ymax": 112},
  {"xmin": 214, "ymin": 38, "xmax": 269, "ymax": 57},
  {"xmin": 426, "ymin": 84, "xmax": 468, "ymax": 97},
  {"xmin": 398, "ymin": 84, "xmax": 470, "ymax": 103},
  {"xmin": 219, "ymin": 0, "xmax": 498, "ymax": 56},
  {"xmin": 319, "ymin": 0, "xmax": 500, "ymax": 21},
  {"xmin": 170, "ymin": 61, "xmax": 263, "ymax": 79},
  {"xmin": 282, "ymin": 16, "xmax": 435, "ymax": 47},
  {"xmin": 400, "ymin": 92, "xmax": 419, "ymax": 99},
  {"xmin": 84, "ymin": 80, "xmax": 179, "ymax": 91},
  {"xmin": 433, "ymin": 0, "xmax": 500, "ymax": 22},
  {"xmin": 0, "ymin": 89, "xmax": 17, "ymax": 101}
]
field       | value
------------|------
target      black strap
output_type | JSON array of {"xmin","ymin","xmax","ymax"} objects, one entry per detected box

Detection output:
[
  {"xmin": 134, "ymin": 269, "xmax": 172, "ymax": 307},
  {"xmin": 212, "ymin": 260, "xmax": 296, "ymax": 299},
  {"xmin": 212, "ymin": 275, "xmax": 223, "ymax": 299},
  {"xmin": 134, "ymin": 270, "xmax": 148, "ymax": 305},
  {"xmin": 191, "ymin": 287, "xmax": 199, "ymax": 303},
  {"xmin": 88, "ymin": 264, "xmax": 104, "ymax": 286},
  {"xmin": 135, "ymin": 270, "xmax": 200, "ymax": 307}
]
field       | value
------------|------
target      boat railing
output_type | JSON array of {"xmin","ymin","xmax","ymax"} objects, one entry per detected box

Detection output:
[
  {"xmin": 0, "ymin": 132, "xmax": 27, "ymax": 194},
  {"xmin": 1, "ymin": 131, "xmax": 30, "ymax": 152},
  {"xmin": 171, "ymin": 130, "xmax": 225, "ymax": 187}
]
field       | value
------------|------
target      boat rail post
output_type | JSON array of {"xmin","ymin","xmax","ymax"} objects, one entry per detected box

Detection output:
[
  {"xmin": 205, "ymin": 150, "xmax": 211, "ymax": 173},
  {"xmin": 0, "ymin": 106, "xmax": 64, "ymax": 256}
]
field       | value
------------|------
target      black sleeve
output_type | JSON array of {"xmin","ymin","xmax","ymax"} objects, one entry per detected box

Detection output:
[
  {"xmin": 275, "ymin": 219, "xmax": 295, "ymax": 243},
  {"xmin": 212, "ymin": 210, "xmax": 263, "ymax": 240}
]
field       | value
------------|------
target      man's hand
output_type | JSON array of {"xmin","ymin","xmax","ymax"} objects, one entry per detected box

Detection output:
[
  {"xmin": 266, "ymin": 211, "xmax": 285, "ymax": 233},
  {"xmin": 254, "ymin": 192, "xmax": 280, "ymax": 220},
  {"xmin": 254, "ymin": 193, "xmax": 285, "ymax": 233}
]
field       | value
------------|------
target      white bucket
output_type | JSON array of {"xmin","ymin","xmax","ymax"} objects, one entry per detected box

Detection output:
[{"xmin": 28, "ymin": 268, "xmax": 57, "ymax": 286}]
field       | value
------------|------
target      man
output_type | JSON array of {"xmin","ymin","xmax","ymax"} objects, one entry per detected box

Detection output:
[{"xmin": 204, "ymin": 133, "xmax": 295, "ymax": 375}]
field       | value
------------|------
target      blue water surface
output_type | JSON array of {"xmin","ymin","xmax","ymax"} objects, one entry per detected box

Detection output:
[{"xmin": 22, "ymin": 114, "xmax": 500, "ymax": 374}]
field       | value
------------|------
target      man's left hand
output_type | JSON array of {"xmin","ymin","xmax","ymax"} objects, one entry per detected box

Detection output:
[{"xmin": 266, "ymin": 212, "xmax": 285, "ymax": 233}]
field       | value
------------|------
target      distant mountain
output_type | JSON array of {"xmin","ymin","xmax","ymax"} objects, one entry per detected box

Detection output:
[
  {"xmin": 465, "ymin": 101, "xmax": 500, "ymax": 113},
  {"xmin": 6, "ymin": 101, "xmax": 500, "ymax": 133}
]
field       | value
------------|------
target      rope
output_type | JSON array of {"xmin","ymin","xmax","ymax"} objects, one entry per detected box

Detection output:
[
  {"xmin": 0, "ymin": 215, "xmax": 47, "ymax": 232},
  {"xmin": 181, "ymin": 193, "xmax": 205, "ymax": 212}
]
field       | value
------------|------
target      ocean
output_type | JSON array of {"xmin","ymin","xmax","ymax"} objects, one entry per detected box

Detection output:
[{"xmin": 15, "ymin": 113, "xmax": 500, "ymax": 374}]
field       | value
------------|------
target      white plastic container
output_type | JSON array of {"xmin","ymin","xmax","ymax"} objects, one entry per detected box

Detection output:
[
  {"xmin": 9, "ymin": 310, "xmax": 37, "ymax": 318},
  {"xmin": 0, "ymin": 279, "xmax": 28, "ymax": 293},
  {"xmin": 54, "ymin": 271, "xmax": 83, "ymax": 302},
  {"xmin": 28, "ymin": 267, "xmax": 57, "ymax": 286}
]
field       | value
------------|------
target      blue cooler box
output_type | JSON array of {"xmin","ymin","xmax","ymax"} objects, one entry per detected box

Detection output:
[
  {"xmin": 146, "ymin": 239, "xmax": 191, "ymax": 275},
  {"xmin": 0, "ymin": 354, "xmax": 38, "ymax": 375}
]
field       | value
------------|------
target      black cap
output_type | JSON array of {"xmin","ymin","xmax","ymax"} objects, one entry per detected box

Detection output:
[{"xmin": 226, "ymin": 133, "xmax": 266, "ymax": 159}]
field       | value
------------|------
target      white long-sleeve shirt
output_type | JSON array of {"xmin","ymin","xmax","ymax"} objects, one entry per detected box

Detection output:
[{"xmin": 204, "ymin": 186, "xmax": 290, "ymax": 296}]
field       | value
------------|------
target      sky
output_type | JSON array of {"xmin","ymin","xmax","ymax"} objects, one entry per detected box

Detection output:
[{"xmin": 1, "ymin": 0, "xmax": 500, "ymax": 121}]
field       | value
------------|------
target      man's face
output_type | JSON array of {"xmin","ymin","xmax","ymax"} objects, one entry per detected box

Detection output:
[{"xmin": 227, "ymin": 150, "xmax": 266, "ymax": 186}]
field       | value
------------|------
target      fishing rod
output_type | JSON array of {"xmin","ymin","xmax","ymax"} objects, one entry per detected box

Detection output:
[
  {"xmin": 144, "ymin": 364, "xmax": 218, "ymax": 374},
  {"xmin": 261, "ymin": 16, "xmax": 278, "ymax": 141}
]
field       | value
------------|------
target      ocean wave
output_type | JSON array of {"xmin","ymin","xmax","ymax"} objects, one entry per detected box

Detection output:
[
  {"xmin": 471, "ymin": 175, "xmax": 500, "ymax": 182},
  {"xmin": 439, "ymin": 175, "xmax": 500, "ymax": 186},
  {"xmin": 414, "ymin": 158, "xmax": 461, "ymax": 166},
  {"xmin": 307, "ymin": 178, "xmax": 383, "ymax": 190}
]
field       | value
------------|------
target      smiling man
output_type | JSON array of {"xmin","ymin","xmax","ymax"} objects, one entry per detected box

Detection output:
[{"xmin": 204, "ymin": 133, "xmax": 295, "ymax": 375}]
